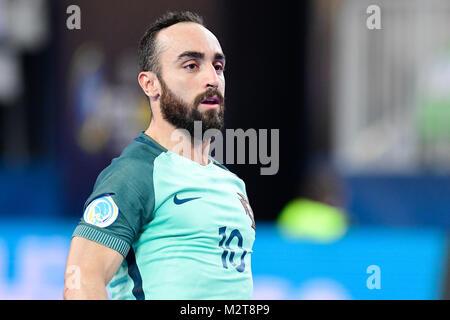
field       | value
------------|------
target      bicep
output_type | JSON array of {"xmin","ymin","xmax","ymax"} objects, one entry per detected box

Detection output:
[{"xmin": 66, "ymin": 236, "xmax": 124, "ymax": 286}]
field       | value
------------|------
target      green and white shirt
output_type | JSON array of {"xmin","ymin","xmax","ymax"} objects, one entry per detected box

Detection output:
[{"xmin": 73, "ymin": 131, "xmax": 255, "ymax": 300}]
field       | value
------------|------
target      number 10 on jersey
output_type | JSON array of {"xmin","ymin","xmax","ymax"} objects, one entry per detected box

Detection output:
[{"xmin": 218, "ymin": 226, "xmax": 247, "ymax": 272}]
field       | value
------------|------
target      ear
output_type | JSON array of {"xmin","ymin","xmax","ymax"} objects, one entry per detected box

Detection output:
[{"xmin": 138, "ymin": 71, "xmax": 160, "ymax": 100}]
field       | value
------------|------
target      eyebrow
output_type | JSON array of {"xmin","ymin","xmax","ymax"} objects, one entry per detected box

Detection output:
[
  {"xmin": 215, "ymin": 53, "xmax": 226, "ymax": 62},
  {"xmin": 176, "ymin": 51, "xmax": 226, "ymax": 63}
]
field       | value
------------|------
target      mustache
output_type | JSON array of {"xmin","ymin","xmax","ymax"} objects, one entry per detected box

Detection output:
[{"xmin": 193, "ymin": 88, "xmax": 225, "ymax": 107}]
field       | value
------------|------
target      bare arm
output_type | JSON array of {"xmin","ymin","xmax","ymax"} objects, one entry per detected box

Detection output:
[{"xmin": 64, "ymin": 236, "xmax": 124, "ymax": 300}]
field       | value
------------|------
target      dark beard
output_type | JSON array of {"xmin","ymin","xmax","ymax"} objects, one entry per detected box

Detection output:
[{"xmin": 158, "ymin": 76, "xmax": 225, "ymax": 139}]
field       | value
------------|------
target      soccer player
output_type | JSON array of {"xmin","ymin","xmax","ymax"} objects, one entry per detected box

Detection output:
[{"xmin": 63, "ymin": 11, "xmax": 256, "ymax": 300}]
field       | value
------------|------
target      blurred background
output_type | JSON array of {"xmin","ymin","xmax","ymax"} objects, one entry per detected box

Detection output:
[{"xmin": 0, "ymin": 0, "xmax": 448, "ymax": 299}]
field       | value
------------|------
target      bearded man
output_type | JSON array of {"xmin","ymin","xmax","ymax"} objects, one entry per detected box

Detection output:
[{"xmin": 63, "ymin": 11, "xmax": 255, "ymax": 300}]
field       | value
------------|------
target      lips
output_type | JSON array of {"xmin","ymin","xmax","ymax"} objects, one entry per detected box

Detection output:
[{"xmin": 201, "ymin": 96, "xmax": 220, "ymax": 105}]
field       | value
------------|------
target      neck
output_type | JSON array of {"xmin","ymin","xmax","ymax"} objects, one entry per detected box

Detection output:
[{"xmin": 144, "ymin": 118, "xmax": 211, "ymax": 166}]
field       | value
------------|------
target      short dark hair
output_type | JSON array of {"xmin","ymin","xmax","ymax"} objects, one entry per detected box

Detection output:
[{"xmin": 138, "ymin": 11, "xmax": 204, "ymax": 75}]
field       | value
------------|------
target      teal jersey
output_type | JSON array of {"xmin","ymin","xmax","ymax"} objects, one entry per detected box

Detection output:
[{"xmin": 72, "ymin": 131, "xmax": 256, "ymax": 300}]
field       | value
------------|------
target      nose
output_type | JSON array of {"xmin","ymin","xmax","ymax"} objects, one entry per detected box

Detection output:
[{"xmin": 204, "ymin": 64, "xmax": 219, "ymax": 89}]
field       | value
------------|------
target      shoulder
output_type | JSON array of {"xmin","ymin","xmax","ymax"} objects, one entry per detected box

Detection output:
[
  {"xmin": 90, "ymin": 137, "xmax": 166, "ymax": 204},
  {"xmin": 210, "ymin": 157, "xmax": 230, "ymax": 172},
  {"xmin": 210, "ymin": 157, "xmax": 246, "ymax": 181},
  {"xmin": 101, "ymin": 135, "xmax": 165, "ymax": 179}
]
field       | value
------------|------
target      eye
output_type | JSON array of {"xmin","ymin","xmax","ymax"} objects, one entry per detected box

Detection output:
[
  {"xmin": 214, "ymin": 63, "xmax": 225, "ymax": 72},
  {"xmin": 184, "ymin": 63, "xmax": 198, "ymax": 71}
]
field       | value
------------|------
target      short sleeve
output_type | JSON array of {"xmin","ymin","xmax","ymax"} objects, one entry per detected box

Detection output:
[{"xmin": 72, "ymin": 173, "xmax": 147, "ymax": 258}]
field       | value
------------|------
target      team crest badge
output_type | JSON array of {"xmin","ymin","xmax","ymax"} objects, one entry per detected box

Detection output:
[
  {"xmin": 83, "ymin": 195, "xmax": 119, "ymax": 228},
  {"xmin": 237, "ymin": 193, "xmax": 255, "ymax": 229}
]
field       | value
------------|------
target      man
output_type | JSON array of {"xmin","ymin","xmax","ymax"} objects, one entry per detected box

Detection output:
[{"xmin": 64, "ymin": 11, "xmax": 255, "ymax": 300}]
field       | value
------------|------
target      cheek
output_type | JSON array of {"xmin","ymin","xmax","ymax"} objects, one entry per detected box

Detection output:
[
  {"xmin": 170, "ymin": 81, "xmax": 196, "ymax": 104},
  {"xmin": 161, "ymin": 71, "xmax": 193, "ymax": 101}
]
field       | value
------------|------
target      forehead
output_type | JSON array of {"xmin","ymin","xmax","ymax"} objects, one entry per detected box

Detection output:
[{"xmin": 156, "ymin": 22, "xmax": 223, "ymax": 61}]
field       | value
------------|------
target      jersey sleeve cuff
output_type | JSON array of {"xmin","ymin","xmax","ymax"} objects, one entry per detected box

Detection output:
[{"xmin": 72, "ymin": 224, "xmax": 130, "ymax": 258}]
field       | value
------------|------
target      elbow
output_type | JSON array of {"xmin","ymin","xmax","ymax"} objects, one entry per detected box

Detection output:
[
  {"xmin": 64, "ymin": 265, "xmax": 82, "ymax": 299},
  {"xmin": 63, "ymin": 283, "xmax": 81, "ymax": 300},
  {"xmin": 63, "ymin": 271, "xmax": 108, "ymax": 300},
  {"xmin": 63, "ymin": 286, "xmax": 74, "ymax": 300}
]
